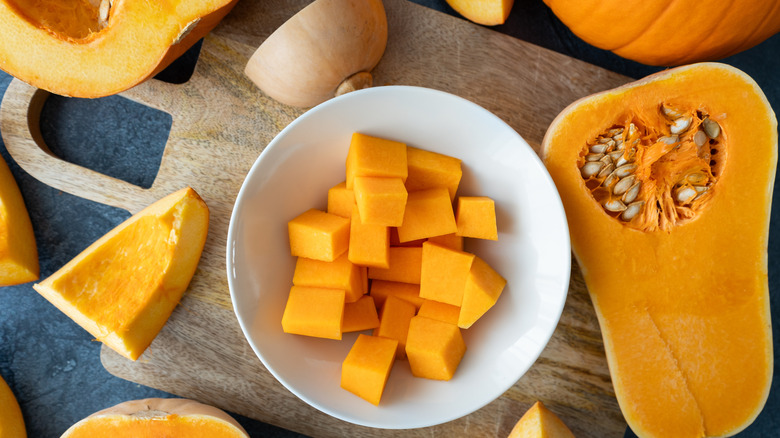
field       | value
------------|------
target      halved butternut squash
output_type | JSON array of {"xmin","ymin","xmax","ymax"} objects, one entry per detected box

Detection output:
[
  {"xmin": 0, "ymin": 0, "xmax": 238, "ymax": 97},
  {"xmin": 542, "ymin": 63, "xmax": 776, "ymax": 438}
]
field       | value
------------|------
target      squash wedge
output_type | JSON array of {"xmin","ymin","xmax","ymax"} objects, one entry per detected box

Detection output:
[{"xmin": 33, "ymin": 187, "xmax": 209, "ymax": 361}]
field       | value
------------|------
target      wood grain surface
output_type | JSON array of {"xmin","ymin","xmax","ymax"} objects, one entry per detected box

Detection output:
[{"xmin": 0, "ymin": 0, "xmax": 632, "ymax": 436}]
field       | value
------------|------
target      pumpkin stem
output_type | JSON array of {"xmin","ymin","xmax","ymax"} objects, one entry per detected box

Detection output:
[{"xmin": 336, "ymin": 71, "xmax": 373, "ymax": 97}]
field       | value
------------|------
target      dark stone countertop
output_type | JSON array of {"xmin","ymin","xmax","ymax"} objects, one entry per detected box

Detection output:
[{"xmin": 1, "ymin": 1, "xmax": 778, "ymax": 437}]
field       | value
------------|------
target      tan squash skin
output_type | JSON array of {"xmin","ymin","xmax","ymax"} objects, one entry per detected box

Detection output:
[
  {"xmin": 61, "ymin": 398, "xmax": 248, "ymax": 437},
  {"xmin": 0, "ymin": 0, "xmax": 238, "ymax": 98},
  {"xmin": 244, "ymin": 0, "xmax": 388, "ymax": 108},
  {"xmin": 542, "ymin": 63, "xmax": 775, "ymax": 438}
]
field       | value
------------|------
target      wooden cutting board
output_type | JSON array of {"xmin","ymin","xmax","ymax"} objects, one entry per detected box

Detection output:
[{"xmin": 1, "ymin": 0, "xmax": 632, "ymax": 436}]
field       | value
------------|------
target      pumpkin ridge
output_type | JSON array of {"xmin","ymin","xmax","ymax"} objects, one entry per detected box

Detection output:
[
  {"xmin": 605, "ymin": 0, "xmax": 677, "ymax": 53},
  {"xmin": 722, "ymin": 0, "xmax": 780, "ymax": 59}
]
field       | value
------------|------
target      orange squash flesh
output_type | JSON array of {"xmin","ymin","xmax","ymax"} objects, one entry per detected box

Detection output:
[
  {"xmin": 61, "ymin": 398, "xmax": 248, "ymax": 438},
  {"xmin": 33, "ymin": 187, "xmax": 209, "ymax": 361},
  {"xmin": 0, "ymin": 154, "xmax": 38, "ymax": 286},
  {"xmin": 542, "ymin": 63, "xmax": 775, "ymax": 438},
  {"xmin": 0, "ymin": 0, "xmax": 238, "ymax": 97},
  {"xmin": 0, "ymin": 375, "xmax": 26, "ymax": 438}
]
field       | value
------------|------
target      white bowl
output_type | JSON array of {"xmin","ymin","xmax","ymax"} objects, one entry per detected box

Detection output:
[{"xmin": 227, "ymin": 85, "xmax": 571, "ymax": 429}]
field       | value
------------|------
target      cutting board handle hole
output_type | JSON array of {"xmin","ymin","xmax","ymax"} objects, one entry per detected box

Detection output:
[
  {"xmin": 153, "ymin": 39, "xmax": 203, "ymax": 85},
  {"xmin": 38, "ymin": 94, "xmax": 171, "ymax": 189}
]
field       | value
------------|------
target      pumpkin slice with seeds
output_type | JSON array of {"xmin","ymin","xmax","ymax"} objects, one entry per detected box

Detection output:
[
  {"xmin": 542, "ymin": 63, "xmax": 776, "ymax": 438},
  {"xmin": 33, "ymin": 187, "xmax": 209, "ymax": 361}
]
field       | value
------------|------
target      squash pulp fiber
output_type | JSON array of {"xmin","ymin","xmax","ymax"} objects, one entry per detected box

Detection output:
[
  {"xmin": 542, "ymin": 63, "xmax": 775, "ymax": 438},
  {"xmin": 33, "ymin": 187, "xmax": 209, "ymax": 361},
  {"xmin": 0, "ymin": 0, "xmax": 238, "ymax": 97},
  {"xmin": 61, "ymin": 398, "xmax": 249, "ymax": 438}
]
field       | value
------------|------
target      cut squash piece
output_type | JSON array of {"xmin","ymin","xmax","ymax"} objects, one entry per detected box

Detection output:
[
  {"xmin": 0, "ymin": 154, "xmax": 38, "ymax": 286},
  {"xmin": 445, "ymin": 0, "xmax": 514, "ymax": 26},
  {"xmin": 0, "ymin": 0, "xmax": 238, "ymax": 97},
  {"xmin": 33, "ymin": 187, "xmax": 209, "ymax": 361},
  {"xmin": 507, "ymin": 401, "xmax": 575, "ymax": 438},
  {"xmin": 0, "ymin": 374, "xmax": 26, "ymax": 438},
  {"xmin": 61, "ymin": 398, "xmax": 248, "ymax": 438}
]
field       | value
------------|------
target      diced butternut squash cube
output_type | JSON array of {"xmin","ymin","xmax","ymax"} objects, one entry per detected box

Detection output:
[
  {"xmin": 369, "ymin": 280, "xmax": 424, "ymax": 310},
  {"xmin": 348, "ymin": 205, "xmax": 389, "ymax": 269},
  {"xmin": 405, "ymin": 146, "xmax": 462, "ymax": 201},
  {"xmin": 346, "ymin": 133, "xmax": 407, "ymax": 189},
  {"xmin": 456, "ymin": 196, "xmax": 498, "ymax": 240},
  {"xmin": 406, "ymin": 315, "xmax": 466, "ymax": 381},
  {"xmin": 419, "ymin": 241, "xmax": 475, "ymax": 306},
  {"xmin": 288, "ymin": 209, "xmax": 350, "ymax": 262},
  {"xmin": 389, "ymin": 227, "xmax": 426, "ymax": 247},
  {"xmin": 397, "ymin": 188, "xmax": 457, "ymax": 242},
  {"xmin": 458, "ymin": 256, "xmax": 507, "ymax": 328},
  {"xmin": 281, "ymin": 286, "xmax": 345, "ymax": 340},
  {"xmin": 353, "ymin": 176, "xmax": 407, "ymax": 226},
  {"xmin": 373, "ymin": 295, "xmax": 416, "ymax": 359},
  {"xmin": 341, "ymin": 334, "xmax": 398, "ymax": 405},
  {"xmin": 342, "ymin": 295, "xmax": 380, "ymax": 333},
  {"xmin": 367, "ymin": 246, "xmax": 422, "ymax": 284},
  {"xmin": 417, "ymin": 299, "xmax": 460, "ymax": 325},
  {"xmin": 292, "ymin": 253, "xmax": 365, "ymax": 303},
  {"xmin": 327, "ymin": 181, "xmax": 354, "ymax": 218},
  {"xmin": 427, "ymin": 233, "xmax": 463, "ymax": 251}
]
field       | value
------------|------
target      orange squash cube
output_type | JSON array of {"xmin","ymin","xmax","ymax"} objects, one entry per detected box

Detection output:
[
  {"xmin": 288, "ymin": 209, "xmax": 350, "ymax": 262},
  {"xmin": 419, "ymin": 241, "xmax": 475, "ymax": 306},
  {"xmin": 327, "ymin": 181, "xmax": 354, "ymax": 218},
  {"xmin": 417, "ymin": 299, "xmax": 461, "ymax": 325},
  {"xmin": 405, "ymin": 146, "xmax": 462, "ymax": 201},
  {"xmin": 456, "ymin": 196, "xmax": 498, "ymax": 240},
  {"xmin": 342, "ymin": 295, "xmax": 380, "ymax": 333},
  {"xmin": 353, "ymin": 176, "xmax": 407, "ymax": 226},
  {"xmin": 348, "ymin": 205, "xmax": 389, "ymax": 269},
  {"xmin": 373, "ymin": 295, "xmax": 416, "ymax": 359},
  {"xmin": 369, "ymin": 280, "xmax": 424, "ymax": 310},
  {"xmin": 389, "ymin": 227, "xmax": 426, "ymax": 247},
  {"xmin": 459, "ymin": 256, "xmax": 507, "ymax": 328},
  {"xmin": 281, "ymin": 286, "xmax": 345, "ymax": 340},
  {"xmin": 367, "ymin": 246, "xmax": 422, "ymax": 284},
  {"xmin": 292, "ymin": 253, "xmax": 365, "ymax": 303},
  {"xmin": 341, "ymin": 334, "xmax": 398, "ymax": 405},
  {"xmin": 405, "ymin": 315, "xmax": 466, "ymax": 381},
  {"xmin": 427, "ymin": 233, "xmax": 464, "ymax": 251},
  {"xmin": 397, "ymin": 188, "xmax": 457, "ymax": 243},
  {"xmin": 346, "ymin": 133, "xmax": 407, "ymax": 189}
]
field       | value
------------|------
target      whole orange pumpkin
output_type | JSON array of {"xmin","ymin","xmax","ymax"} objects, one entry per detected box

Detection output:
[{"xmin": 543, "ymin": 0, "xmax": 780, "ymax": 66}]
